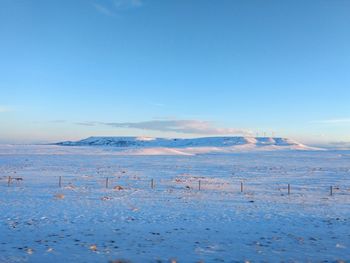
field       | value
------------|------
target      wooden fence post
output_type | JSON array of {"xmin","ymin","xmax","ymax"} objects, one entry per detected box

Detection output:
[
  {"xmin": 151, "ymin": 178, "xmax": 154, "ymax": 189},
  {"xmin": 8, "ymin": 176, "xmax": 11, "ymax": 187},
  {"xmin": 198, "ymin": 180, "xmax": 201, "ymax": 191},
  {"xmin": 106, "ymin": 177, "xmax": 109, "ymax": 189},
  {"xmin": 59, "ymin": 176, "xmax": 62, "ymax": 188},
  {"xmin": 288, "ymin": 184, "xmax": 291, "ymax": 195},
  {"xmin": 330, "ymin": 186, "xmax": 333, "ymax": 196},
  {"xmin": 240, "ymin": 182, "xmax": 243, "ymax": 192}
]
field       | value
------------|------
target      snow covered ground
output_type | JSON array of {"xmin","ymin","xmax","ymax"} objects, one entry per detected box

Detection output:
[{"xmin": 0, "ymin": 145, "xmax": 350, "ymax": 262}]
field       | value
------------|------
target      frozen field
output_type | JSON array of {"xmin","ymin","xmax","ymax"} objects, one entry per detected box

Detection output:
[{"xmin": 0, "ymin": 145, "xmax": 350, "ymax": 262}]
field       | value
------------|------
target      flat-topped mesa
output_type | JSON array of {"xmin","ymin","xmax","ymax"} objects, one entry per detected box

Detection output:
[{"xmin": 56, "ymin": 136, "xmax": 307, "ymax": 149}]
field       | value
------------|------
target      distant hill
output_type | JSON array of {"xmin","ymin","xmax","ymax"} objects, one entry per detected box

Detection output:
[{"xmin": 55, "ymin": 136, "xmax": 322, "ymax": 155}]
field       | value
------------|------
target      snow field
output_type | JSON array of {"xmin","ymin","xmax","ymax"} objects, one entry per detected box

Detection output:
[{"xmin": 0, "ymin": 147, "xmax": 349, "ymax": 262}]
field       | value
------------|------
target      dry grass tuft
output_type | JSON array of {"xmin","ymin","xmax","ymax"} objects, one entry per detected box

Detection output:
[{"xmin": 54, "ymin": 194, "xmax": 65, "ymax": 199}]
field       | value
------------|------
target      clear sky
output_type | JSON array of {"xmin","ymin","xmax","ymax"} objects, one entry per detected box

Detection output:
[{"xmin": 1, "ymin": 0, "xmax": 350, "ymax": 145}]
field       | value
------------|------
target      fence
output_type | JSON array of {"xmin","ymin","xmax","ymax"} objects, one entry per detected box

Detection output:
[{"xmin": 3, "ymin": 175, "xmax": 349, "ymax": 198}]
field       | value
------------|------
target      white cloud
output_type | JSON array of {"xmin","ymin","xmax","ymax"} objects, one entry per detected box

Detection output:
[
  {"xmin": 312, "ymin": 118, "xmax": 350, "ymax": 124},
  {"xmin": 0, "ymin": 106, "xmax": 12, "ymax": 113},
  {"xmin": 93, "ymin": 3, "xmax": 114, "ymax": 16},
  {"xmin": 93, "ymin": 0, "xmax": 142, "ymax": 16},
  {"xmin": 75, "ymin": 121, "xmax": 97, "ymax": 126},
  {"xmin": 77, "ymin": 119, "xmax": 251, "ymax": 136},
  {"xmin": 113, "ymin": 0, "xmax": 142, "ymax": 9}
]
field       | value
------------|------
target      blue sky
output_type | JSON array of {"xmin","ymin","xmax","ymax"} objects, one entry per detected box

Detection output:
[{"xmin": 1, "ymin": 0, "xmax": 350, "ymax": 144}]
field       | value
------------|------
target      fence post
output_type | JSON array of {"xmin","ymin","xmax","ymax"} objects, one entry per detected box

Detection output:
[
  {"xmin": 8, "ymin": 176, "xmax": 11, "ymax": 187},
  {"xmin": 106, "ymin": 177, "xmax": 109, "ymax": 189},
  {"xmin": 288, "ymin": 184, "xmax": 291, "ymax": 195},
  {"xmin": 240, "ymin": 182, "xmax": 243, "ymax": 193},
  {"xmin": 330, "ymin": 186, "xmax": 333, "ymax": 196},
  {"xmin": 151, "ymin": 178, "xmax": 154, "ymax": 189},
  {"xmin": 198, "ymin": 180, "xmax": 201, "ymax": 191},
  {"xmin": 59, "ymin": 176, "xmax": 62, "ymax": 188}
]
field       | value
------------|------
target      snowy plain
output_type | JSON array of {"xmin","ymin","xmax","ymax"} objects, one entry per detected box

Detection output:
[{"xmin": 0, "ymin": 144, "xmax": 350, "ymax": 262}]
